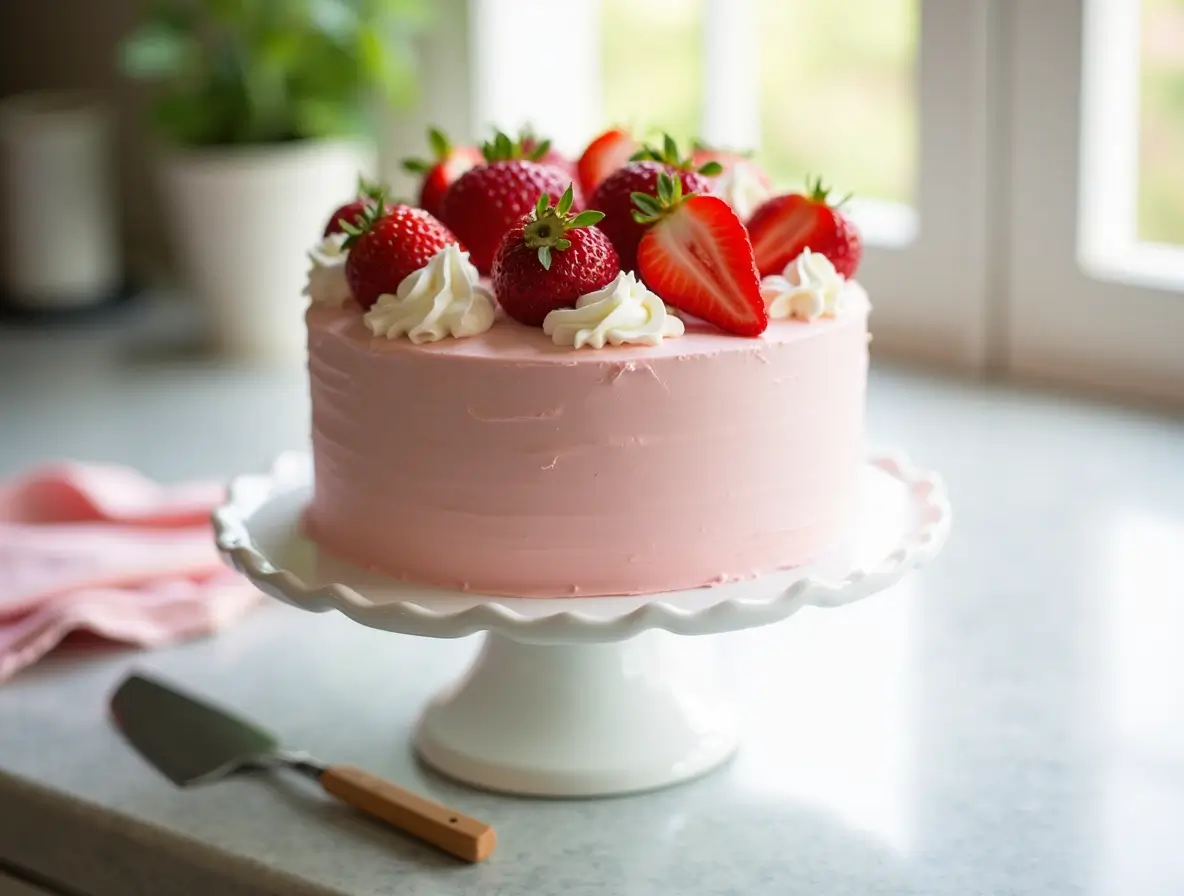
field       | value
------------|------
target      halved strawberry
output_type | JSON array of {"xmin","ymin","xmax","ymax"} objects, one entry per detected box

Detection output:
[
  {"xmin": 401, "ymin": 127, "xmax": 483, "ymax": 221},
  {"xmin": 577, "ymin": 127, "xmax": 638, "ymax": 195},
  {"xmin": 341, "ymin": 191, "xmax": 461, "ymax": 310},
  {"xmin": 746, "ymin": 176, "xmax": 863, "ymax": 278},
  {"xmin": 322, "ymin": 175, "xmax": 387, "ymax": 236},
  {"xmin": 634, "ymin": 172, "xmax": 766, "ymax": 337}
]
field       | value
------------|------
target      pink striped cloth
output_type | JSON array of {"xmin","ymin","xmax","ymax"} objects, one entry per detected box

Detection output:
[{"xmin": 0, "ymin": 462, "xmax": 260, "ymax": 682}]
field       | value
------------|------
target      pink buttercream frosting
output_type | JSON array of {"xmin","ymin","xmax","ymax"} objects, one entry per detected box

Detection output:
[{"xmin": 302, "ymin": 301, "xmax": 869, "ymax": 597}]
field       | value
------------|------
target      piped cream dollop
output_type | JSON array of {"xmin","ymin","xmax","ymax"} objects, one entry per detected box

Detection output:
[
  {"xmin": 543, "ymin": 271, "xmax": 684, "ymax": 349},
  {"xmin": 715, "ymin": 160, "xmax": 773, "ymax": 222},
  {"xmin": 364, "ymin": 244, "xmax": 495, "ymax": 343},
  {"xmin": 302, "ymin": 232, "xmax": 353, "ymax": 307},
  {"xmin": 760, "ymin": 248, "xmax": 850, "ymax": 321}
]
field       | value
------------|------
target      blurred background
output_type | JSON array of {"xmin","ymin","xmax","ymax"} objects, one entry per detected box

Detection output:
[{"xmin": 0, "ymin": 0, "xmax": 1181, "ymax": 398}]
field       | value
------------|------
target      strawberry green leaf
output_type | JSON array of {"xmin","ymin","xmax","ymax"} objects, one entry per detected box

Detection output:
[
  {"xmin": 538, "ymin": 245, "xmax": 552, "ymax": 270},
  {"xmin": 535, "ymin": 193, "xmax": 549, "ymax": 219},
  {"xmin": 698, "ymin": 161, "xmax": 724, "ymax": 176},
  {"xmin": 428, "ymin": 126, "xmax": 450, "ymax": 159},
  {"xmin": 529, "ymin": 138, "xmax": 551, "ymax": 161},
  {"xmin": 555, "ymin": 238, "xmax": 571, "ymax": 250},
  {"xmin": 657, "ymin": 173, "xmax": 673, "ymax": 204},
  {"xmin": 570, "ymin": 210, "xmax": 605, "ymax": 227},
  {"xmin": 631, "ymin": 192, "xmax": 661, "ymax": 216},
  {"xmin": 401, "ymin": 158, "xmax": 430, "ymax": 173},
  {"xmin": 557, "ymin": 184, "xmax": 574, "ymax": 215},
  {"xmin": 663, "ymin": 133, "xmax": 678, "ymax": 163}
]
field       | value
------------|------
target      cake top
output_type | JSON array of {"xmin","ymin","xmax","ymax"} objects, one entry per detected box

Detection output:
[{"xmin": 302, "ymin": 126, "xmax": 869, "ymax": 351}]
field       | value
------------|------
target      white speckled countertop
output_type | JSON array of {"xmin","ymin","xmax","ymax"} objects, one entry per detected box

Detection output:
[{"xmin": 1, "ymin": 300, "xmax": 1183, "ymax": 895}]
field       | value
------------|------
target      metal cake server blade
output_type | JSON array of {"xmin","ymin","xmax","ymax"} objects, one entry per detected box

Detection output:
[{"xmin": 108, "ymin": 671, "xmax": 495, "ymax": 862}]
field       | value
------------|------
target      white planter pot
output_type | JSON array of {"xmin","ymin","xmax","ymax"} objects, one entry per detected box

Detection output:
[
  {"xmin": 159, "ymin": 139, "xmax": 375, "ymax": 362},
  {"xmin": 0, "ymin": 90, "xmax": 121, "ymax": 309}
]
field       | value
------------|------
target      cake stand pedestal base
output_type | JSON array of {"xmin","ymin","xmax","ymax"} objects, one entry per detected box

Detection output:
[{"xmin": 414, "ymin": 631, "xmax": 737, "ymax": 797}]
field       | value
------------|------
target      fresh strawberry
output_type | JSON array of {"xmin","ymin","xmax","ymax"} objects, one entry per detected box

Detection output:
[
  {"xmin": 589, "ymin": 134, "xmax": 719, "ymax": 274},
  {"xmin": 400, "ymin": 127, "xmax": 482, "ymax": 221},
  {"xmin": 518, "ymin": 126, "xmax": 577, "ymax": 180},
  {"xmin": 340, "ymin": 193, "xmax": 461, "ymax": 310},
  {"xmin": 440, "ymin": 130, "xmax": 582, "ymax": 274},
  {"xmin": 634, "ymin": 172, "xmax": 766, "ymax": 337},
  {"xmin": 577, "ymin": 127, "xmax": 638, "ymax": 195},
  {"xmin": 746, "ymin": 176, "xmax": 863, "ymax": 278},
  {"xmin": 491, "ymin": 185, "xmax": 619, "ymax": 327},
  {"xmin": 322, "ymin": 176, "xmax": 387, "ymax": 236}
]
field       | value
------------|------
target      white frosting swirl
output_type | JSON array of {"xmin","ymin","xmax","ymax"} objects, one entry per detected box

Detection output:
[
  {"xmin": 714, "ymin": 160, "xmax": 772, "ymax": 221},
  {"xmin": 760, "ymin": 248, "xmax": 849, "ymax": 321},
  {"xmin": 543, "ymin": 271, "xmax": 684, "ymax": 349},
  {"xmin": 363, "ymin": 244, "xmax": 495, "ymax": 343},
  {"xmin": 302, "ymin": 232, "xmax": 353, "ymax": 307}
]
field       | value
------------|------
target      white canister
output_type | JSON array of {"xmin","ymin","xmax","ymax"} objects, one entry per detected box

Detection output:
[{"xmin": 0, "ymin": 90, "xmax": 121, "ymax": 309}]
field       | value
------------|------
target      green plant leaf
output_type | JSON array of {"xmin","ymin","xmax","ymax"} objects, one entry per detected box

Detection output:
[
  {"xmin": 657, "ymin": 173, "xmax": 673, "ymax": 204},
  {"xmin": 402, "ymin": 158, "xmax": 431, "ymax": 173},
  {"xmin": 535, "ymin": 193, "xmax": 549, "ymax": 218},
  {"xmin": 555, "ymin": 238, "xmax": 571, "ymax": 250},
  {"xmin": 698, "ymin": 161, "xmax": 724, "ymax": 176},
  {"xmin": 538, "ymin": 245, "xmax": 552, "ymax": 270},
  {"xmin": 663, "ymin": 133, "xmax": 678, "ymax": 162},
  {"xmin": 571, "ymin": 210, "xmax": 605, "ymax": 227}
]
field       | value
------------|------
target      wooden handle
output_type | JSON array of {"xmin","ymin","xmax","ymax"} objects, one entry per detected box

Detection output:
[{"xmin": 320, "ymin": 764, "xmax": 496, "ymax": 863}]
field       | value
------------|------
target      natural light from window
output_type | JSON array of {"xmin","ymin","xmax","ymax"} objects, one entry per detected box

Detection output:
[
  {"xmin": 1137, "ymin": 0, "xmax": 1184, "ymax": 248},
  {"xmin": 754, "ymin": 0, "xmax": 917, "ymax": 208},
  {"xmin": 599, "ymin": 0, "xmax": 705, "ymax": 148},
  {"xmin": 1080, "ymin": 0, "xmax": 1184, "ymax": 288}
]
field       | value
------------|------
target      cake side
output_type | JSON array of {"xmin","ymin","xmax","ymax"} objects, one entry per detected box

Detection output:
[{"xmin": 303, "ymin": 304, "xmax": 869, "ymax": 597}]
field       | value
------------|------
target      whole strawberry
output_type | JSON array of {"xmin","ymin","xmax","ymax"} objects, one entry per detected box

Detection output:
[
  {"xmin": 746, "ymin": 176, "xmax": 862, "ymax": 278},
  {"xmin": 492, "ymin": 185, "xmax": 619, "ymax": 327},
  {"xmin": 589, "ymin": 134, "xmax": 720, "ymax": 274},
  {"xmin": 519, "ymin": 125, "xmax": 578, "ymax": 180},
  {"xmin": 440, "ymin": 130, "xmax": 582, "ymax": 274},
  {"xmin": 400, "ymin": 126, "xmax": 482, "ymax": 221},
  {"xmin": 322, "ymin": 175, "xmax": 387, "ymax": 236},
  {"xmin": 341, "ymin": 194, "xmax": 461, "ymax": 310}
]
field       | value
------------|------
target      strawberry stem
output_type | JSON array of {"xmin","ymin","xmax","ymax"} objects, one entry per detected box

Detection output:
[
  {"xmin": 630, "ymin": 171, "xmax": 687, "ymax": 225},
  {"xmin": 522, "ymin": 183, "xmax": 605, "ymax": 270},
  {"xmin": 339, "ymin": 186, "xmax": 391, "ymax": 249},
  {"xmin": 629, "ymin": 133, "xmax": 722, "ymax": 176}
]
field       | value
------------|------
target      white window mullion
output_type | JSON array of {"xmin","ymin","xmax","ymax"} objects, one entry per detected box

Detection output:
[
  {"xmin": 1004, "ymin": 0, "xmax": 1184, "ymax": 403},
  {"xmin": 700, "ymin": 0, "xmax": 761, "ymax": 152}
]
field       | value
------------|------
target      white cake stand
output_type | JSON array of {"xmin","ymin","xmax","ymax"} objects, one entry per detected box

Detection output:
[{"xmin": 213, "ymin": 451, "xmax": 949, "ymax": 798}]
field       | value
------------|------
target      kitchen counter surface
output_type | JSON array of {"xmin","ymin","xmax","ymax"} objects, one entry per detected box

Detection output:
[{"xmin": 2, "ymin": 303, "xmax": 1183, "ymax": 895}]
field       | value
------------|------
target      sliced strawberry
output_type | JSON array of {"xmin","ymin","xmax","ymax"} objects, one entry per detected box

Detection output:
[
  {"xmin": 746, "ymin": 176, "xmax": 863, "ymax": 277},
  {"xmin": 634, "ymin": 173, "xmax": 766, "ymax": 337},
  {"xmin": 577, "ymin": 128, "xmax": 638, "ymax": 195},
  {"xmin": 401, "ymin": 127, "xmax": 482, "ymax": 221}
]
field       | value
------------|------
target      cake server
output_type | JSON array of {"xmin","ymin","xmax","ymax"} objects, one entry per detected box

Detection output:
[{"xmin": 108, "ymin": 671, "xmax": 495, "ymax": 863}]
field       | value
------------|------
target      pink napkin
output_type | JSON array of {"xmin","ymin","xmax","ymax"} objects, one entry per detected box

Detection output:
[{"xmin": 0, "ymin": 462, "xmax": 260, "ymax": 682}]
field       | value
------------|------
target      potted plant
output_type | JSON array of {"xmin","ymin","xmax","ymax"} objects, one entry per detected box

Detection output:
[{"xmin": 118, "ymin": 0, "xmax": 432, "ymax": 361}]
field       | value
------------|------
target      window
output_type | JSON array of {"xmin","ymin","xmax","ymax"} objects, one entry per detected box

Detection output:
[{"xmin": 409, "ymin": 0, "xmax": 1182, "ymax": 402}]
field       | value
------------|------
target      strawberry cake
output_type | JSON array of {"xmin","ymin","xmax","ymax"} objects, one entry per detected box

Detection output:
[{"xmin": 299, "ymin": 128, "xmax": 870, "ymax": 598}]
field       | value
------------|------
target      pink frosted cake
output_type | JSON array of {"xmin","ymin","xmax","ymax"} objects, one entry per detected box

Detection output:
[{"xmin": 299, "ymin": 127, "xmax": 871, "ymax": 597}]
